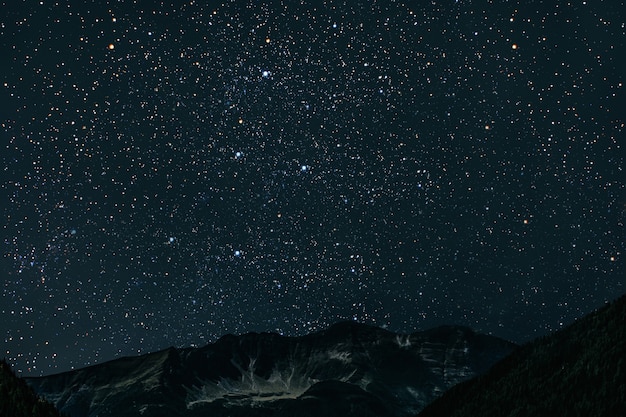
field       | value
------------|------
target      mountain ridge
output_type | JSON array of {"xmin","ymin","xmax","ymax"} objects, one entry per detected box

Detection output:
[
  {"xmin": 26, "ymin": 322, "xmax": 515, "ymax": 417},
  {"xmin": 0, "ymin": 359, "xmax": 65, "ymax": 417},
  {"xmin": 417, "ymin": 294, "xmax": 626, "ymax": 416}
]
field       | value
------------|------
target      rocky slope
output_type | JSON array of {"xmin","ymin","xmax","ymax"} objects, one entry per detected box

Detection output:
[
  {"xmin": 0, "ymin": 359, "xmax": 64, "ymax": 417},
  {"xmin": 418, "ymin": 295, "xmax": 626, "ymax": 417}
]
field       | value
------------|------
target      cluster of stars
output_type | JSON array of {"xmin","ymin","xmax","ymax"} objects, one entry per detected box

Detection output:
[{"xmin": 1, "ymin": 0, "xmax": 623, "ymax": 375}]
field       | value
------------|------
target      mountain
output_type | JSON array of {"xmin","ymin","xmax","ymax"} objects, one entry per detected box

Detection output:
[
  {"xmin": 418, "ymin": 295, "xmax": 626, "ymax": 417},
  {"xmin": 25, "ymin": 322, "xmax": 515, "ymax": 417},
  {"xmin": 0, "ymin": 359, "xmax": 64, "ymax": 417}
]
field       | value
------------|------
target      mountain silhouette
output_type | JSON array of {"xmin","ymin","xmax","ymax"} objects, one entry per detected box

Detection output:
[
  {"xmin": 26, "ymin": 322, "xmax": 515, "ymax": 417},
  {"xmin": 0, "ymin": 359, "xmax": 64, "ymax": 417},
  {"xmin": 418, "ymin": 294, "xmax": 626, "ymax": 417}
]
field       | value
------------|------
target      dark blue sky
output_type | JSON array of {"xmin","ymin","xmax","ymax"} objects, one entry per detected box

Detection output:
[{"xmin": 1, "ymin": 0, "xmax": 624, "ymax": 376}]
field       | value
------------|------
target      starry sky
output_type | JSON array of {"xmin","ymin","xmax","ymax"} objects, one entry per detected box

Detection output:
[{"xmin": 1, "ymin": 0, "xmax": 624, "ymax": 376}]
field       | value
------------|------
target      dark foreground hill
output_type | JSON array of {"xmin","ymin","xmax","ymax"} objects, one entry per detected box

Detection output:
[
  {"xmin": 26, "ymin": 322, "xmax": 515, "ymax": 417},
  {"xmin": 418, "ymin": 294, "xmax": 626, "ymax": 417},
  {"xmin": 0, "ymin": 359, "xmax": 64, "ymax": 417}
]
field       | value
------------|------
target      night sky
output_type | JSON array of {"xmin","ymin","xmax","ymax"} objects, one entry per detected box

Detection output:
[{"xmin": 2, "ymin": 0, "xmax": 624, "ymax": 376}]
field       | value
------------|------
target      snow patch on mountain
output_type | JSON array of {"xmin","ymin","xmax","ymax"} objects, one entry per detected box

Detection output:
[
  {"xmin": 328, "ymin": 349, "xmax": 352, "ymax": 363},
  {"xmin": 185, "ymin": 363, "xmax": 315, "ymax": 408},
  {"xmin": 396, "ymin": 334, "xmax": 412, "ymax": 348}
]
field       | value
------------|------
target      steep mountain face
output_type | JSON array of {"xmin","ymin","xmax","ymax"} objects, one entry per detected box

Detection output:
[
  {"xmin": 418, "ymin": 295, "xmax": 626, "ymax": 417},
  {"xmin": 26, "ymin": 323, "xmax": 515, "ymax": 417},
  {"xmin": 0, "ymin": 359, "xmax": 63, "ymax": 417}
]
